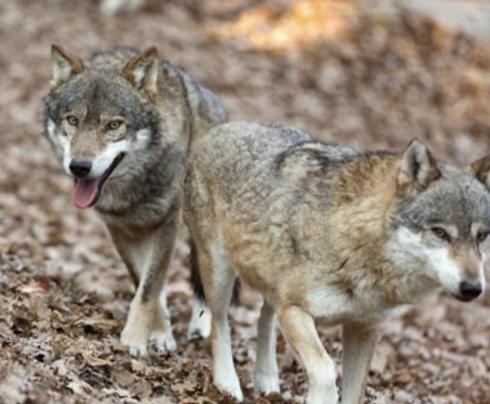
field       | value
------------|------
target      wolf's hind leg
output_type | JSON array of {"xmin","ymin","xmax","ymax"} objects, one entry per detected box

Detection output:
[
  {"xmin": 341, "ymin": 323, "xmax": 378, "ymax": 404},
  {"xmin": 187, "ymin": 239, "xmax": 212, "ymax": 340},
  {"xmin": 278, "ymin": 306, "xmax": 338, "ymax": 404},
  {"xmin": 254, "ymin": 300, "xmax": 280, "ymax": 395},
  {"xmin": 201, "ymin": 242, "xmax": 243, "ymax": 401},
  {"xmin": 187, "ymin": 296, "xmax": 211, "ymax": 340}
]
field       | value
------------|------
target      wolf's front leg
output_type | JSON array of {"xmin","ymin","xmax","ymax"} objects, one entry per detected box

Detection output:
[
  {"xmin": 149, "ymin": 290, "xmax": 177, "ymax": 352},
  {"xmin": 341, "ymin": 323, "xmax": 378, "ymax": 404},
  {"xmin": 122, "ymin": 288, "xmax": 176, "ymax": 357},
  {"xmin": 111, "ymin": 216, "xmax": 178, "ymax": 357},
  {"xmin": 278, "ymin": 306, "xmax": 338, "ymax": 404}
]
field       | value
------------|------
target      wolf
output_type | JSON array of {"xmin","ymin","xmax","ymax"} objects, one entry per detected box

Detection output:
[
  {"xmin": 42, "ymin": 45, "xmax": 226, "ymax": 356},
  {"xmin": 183, "ymin": 121, "xmax": 490, "ymax": 403}
]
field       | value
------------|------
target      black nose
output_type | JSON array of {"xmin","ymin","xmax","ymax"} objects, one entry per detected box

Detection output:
[
  {"xmin": 69, "ymin": 159, "xmax": 92, "ymax": 178},
  {"xmin": 459, "ymin": 281, "xmax": 482, "ymax": 301}
]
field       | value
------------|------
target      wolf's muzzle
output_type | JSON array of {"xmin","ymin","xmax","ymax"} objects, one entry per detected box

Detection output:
[
  {"xmin": 70, "ymin": 159, "xmax": 92, "ymax": 178},
  {"xmin": 457, "ymin": 281, "xmax": 482, "ymax": 301}
]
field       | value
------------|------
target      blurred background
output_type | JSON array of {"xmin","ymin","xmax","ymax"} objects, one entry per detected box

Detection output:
[{"xmin": 0, "ymin": 0, "xmax": 489, "ymax": 402}]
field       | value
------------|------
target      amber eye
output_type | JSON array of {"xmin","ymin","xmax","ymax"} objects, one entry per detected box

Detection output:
[
  {"xmin": 431, "ymin": 226, "xmax": 450, "ymax": 242},
  {"xmin": 66, "ymin": 115, "xmax": 79, "ymax": 126},
  {"xmin": 477, "ymin": 230, "xmax": 489, "ymax": 244},
  {"xmin": 107, "ymin": 120, "xmax": 123, "ymax": 131}
]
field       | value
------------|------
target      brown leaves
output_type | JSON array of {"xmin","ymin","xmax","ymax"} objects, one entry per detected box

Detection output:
[{"xmin": 0, "ymin": 0, "xmax": 490, "ymax": 402}]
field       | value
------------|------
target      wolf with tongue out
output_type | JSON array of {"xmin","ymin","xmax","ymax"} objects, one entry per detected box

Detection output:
[{"xmin": 42, "ymin": 45, "xmax": 228, "ymax": 356}]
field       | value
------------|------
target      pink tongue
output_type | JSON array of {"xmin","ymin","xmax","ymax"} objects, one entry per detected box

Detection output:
[{"xmin": 73, "ymin": 178, "xmax": 100, "ymax": 208}]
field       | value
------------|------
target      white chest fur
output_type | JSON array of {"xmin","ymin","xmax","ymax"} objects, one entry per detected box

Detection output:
[{"xmin": 306, "ymin": 284, "xmax": 396, "ymax": 326}]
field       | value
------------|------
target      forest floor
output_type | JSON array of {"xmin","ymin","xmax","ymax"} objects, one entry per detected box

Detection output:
[{"xmin": 1, "ymin": 0, "xmax": 490, "ymax": 402}]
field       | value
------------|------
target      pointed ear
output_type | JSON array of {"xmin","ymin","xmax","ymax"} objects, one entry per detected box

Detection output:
[
  {"xmin": 122, "ymin": 47, "xmax": 159, "ymax": 95},
  {"xmin": 470, "ymin": 155, "xmax": 490, "ymax": 188},
  {"xmin": 51, "ymin": 44, "xmax": 84, "ymax": 87},
  {"xmin": 398, "ymin": 138, "xmax": 441, "ymax": 191}
]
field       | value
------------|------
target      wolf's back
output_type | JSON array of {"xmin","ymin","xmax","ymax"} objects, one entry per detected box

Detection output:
[{"xmin": 194, "ymin": 122, "xmax": 309, "ymax": 176}]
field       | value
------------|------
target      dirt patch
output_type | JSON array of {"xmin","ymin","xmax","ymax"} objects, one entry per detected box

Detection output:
[{"xmin": 0, "ymin": 0, "xmax": 490, "ymax": 402}]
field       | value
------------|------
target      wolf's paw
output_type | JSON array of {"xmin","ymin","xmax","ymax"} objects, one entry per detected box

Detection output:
[
  {"xmin": 215, "ymin": 381, "xmax": 244, "ymax": 402},
  {"xmin": 253, "ymin": 371, "xmax": 280, "ymax": 396},
  {"xmin": 187, "ymin": 299, "xmax": 211, "ymax": 340},
  {"xmin": 306, "ymin": 386, "xmax": 338, "ymax": 404},
  {"xmin": 150, "ymin": 328, "xmax": 177, "ymax": 353},
  {"xmin": 214, "ymin": 372, "xmax": 243, "ymax": 402},
  {"xmin": 128, "ymin": 344, "xmax": 147, "ymax": 358},
  {"xmin": 187, "ymin": 312, "xmax": 211, "ymax": 341},
  {"xmin": 187, "ymin": 319, "xmax": 211, "ymax": 340},
  {"xmin": 121, "ymin": 324, "xmax": 149, "ymax": 357}
]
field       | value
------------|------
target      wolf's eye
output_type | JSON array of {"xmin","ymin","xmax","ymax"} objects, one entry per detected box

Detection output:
[
  {"xmin": 107, "ymin": 120, "xmax": 123, "ymax": 131},
  {"xmin": 477, "ymin": 230, "xmax": 489, "ymax": 244},
  {"xmin": 431, "ymin": 226, "xmax": 450, "ymax": 242},
  {"xmin": 66, "ymin": 115, "xmax": 79, "ymax": 126}
]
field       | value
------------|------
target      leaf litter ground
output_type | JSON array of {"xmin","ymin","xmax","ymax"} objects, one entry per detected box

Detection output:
[{"xmin": 0, "ymin": 1, "xmax": 490, "ymax": 402}]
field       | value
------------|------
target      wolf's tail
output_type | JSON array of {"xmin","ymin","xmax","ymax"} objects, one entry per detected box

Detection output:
[{"xmin": 189, "ymin": 239, "xmax": 241, "ymax": 305}]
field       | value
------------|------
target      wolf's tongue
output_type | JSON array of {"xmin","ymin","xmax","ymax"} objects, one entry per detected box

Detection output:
[{"xmin": 73, "ymin": 178, "xmax": 100, "ymax": 209}]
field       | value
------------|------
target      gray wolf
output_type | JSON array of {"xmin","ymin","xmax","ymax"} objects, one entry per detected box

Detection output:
[
  {"xmin": 42, "ymin": 45, "xmax": 226, "ymax": 356},
  {"xmin": 183, "ymin": 121, "xmax": 490, "ymax": 403}
]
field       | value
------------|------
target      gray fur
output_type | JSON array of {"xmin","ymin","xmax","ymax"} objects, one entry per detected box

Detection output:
[{"xmin": 396, "ymin": 164, "xmax": 490, "ymax": 239}]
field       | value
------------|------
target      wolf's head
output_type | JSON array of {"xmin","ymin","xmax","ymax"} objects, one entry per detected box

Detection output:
[
  {"xmin": 43, "ymin": 45, "xmax": 161, "ymax": 209},
  {"xmin": 387, "ymin": 140, "xmax": 490, "ymax": 302}
]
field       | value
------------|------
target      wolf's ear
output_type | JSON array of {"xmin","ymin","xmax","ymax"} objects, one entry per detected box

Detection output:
[
  {"xmin": 398, "ymin": 139, "xmax": 441, "ymax": 191},
  {"xmin": 51, "ymin": 45, "xmax": 84, "ymax": 87},
  {"xmin": 470, "ymin": 155, "xmax": 490, "ymax": 189},
  {"xmin": 122, "ymin": 47, "xmax": 159, "ymax": 95}
]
